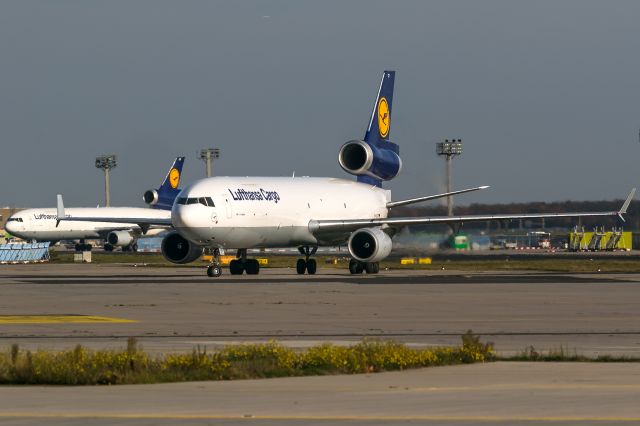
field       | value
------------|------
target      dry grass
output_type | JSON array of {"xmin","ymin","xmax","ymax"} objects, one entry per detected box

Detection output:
[{"xmin": 0, "ymin": 333, "xmax": 493, "ymax": 385}]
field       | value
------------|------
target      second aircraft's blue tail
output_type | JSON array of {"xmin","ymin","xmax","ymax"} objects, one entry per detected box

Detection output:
[{"xmin": 143, "ymin": 157, "xmax": 185, "ymax": 210}]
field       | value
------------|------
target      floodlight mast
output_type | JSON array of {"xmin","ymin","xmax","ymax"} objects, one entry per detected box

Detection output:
[
  {"xmin": 95, "ymin": 155, "xmax": 117, "ymax": 207},
  {"xmin": 436, "ymin": 139, "xmax": 463, "ymax": 217},
  {"xmin": 198, "ymin": 148, "xmax": 220, "ymax": 178}
]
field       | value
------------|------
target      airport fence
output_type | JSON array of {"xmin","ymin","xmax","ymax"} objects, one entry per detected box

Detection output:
[{"xmin": 0, "ymin": 242, "xmax": 50, "ymax": 264}]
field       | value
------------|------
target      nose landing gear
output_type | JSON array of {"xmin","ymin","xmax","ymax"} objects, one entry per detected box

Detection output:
[
  {"xmin": 297, "ymin": 246, "xmax": 318, "ymax": 275},
  {"xmin": 206, "ymin": 248, "xmax": 223, "ymax": 277}
]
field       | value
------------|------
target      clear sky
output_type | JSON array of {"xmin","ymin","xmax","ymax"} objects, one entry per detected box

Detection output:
[{"xmin": 1, "ymin": 0, "xmax": 639, "ymax": 207}]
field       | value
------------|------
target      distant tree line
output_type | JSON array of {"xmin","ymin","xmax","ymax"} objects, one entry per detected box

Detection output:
[{"xmin": 390, "ymin": 199, "xmax": 640, "ymax": 232}]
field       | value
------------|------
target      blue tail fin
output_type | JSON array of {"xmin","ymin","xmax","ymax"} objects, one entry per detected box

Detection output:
[
  {"xmin": 159, "ymin": 157, "xmax": 185, "ymax": 193},
  {"xmin": 356, "ymin": 71, "xmax": 399, "ymax": 187},
  {"xmin": 364, "ymin": 70, "xmax": 396, "ymax": 148},
  {"xmin": 143, "ymin": 157, "xmax": 185, "ymax": 210}
]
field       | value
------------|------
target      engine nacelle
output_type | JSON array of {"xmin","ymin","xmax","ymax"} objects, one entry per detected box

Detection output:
[
  {"xmin": 143, "ymin": 189, "xmax": 159, "ymax": 206},
  {"xmin": 348, "ymin": 227, "xmax": 393, "ymax": 263},
  {"xmin": 338, "ymin": 140, "xmax": 401, "ymax": 181},
  {"xmin": 161, "ymin": 232, "xmax": 203, "ymax": 264},
  {"xmin": 107, "ymin": 230, "xmax": 134, "ymax": 247}
]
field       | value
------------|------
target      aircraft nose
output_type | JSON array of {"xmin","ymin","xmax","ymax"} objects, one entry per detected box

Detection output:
[
  {"xmin": 172, "ymin": 200, "xmax": 196, "ymax": 229},
  {"xmin": 4, "ymin": 220, "xmax": 15, "ymax": 234}
]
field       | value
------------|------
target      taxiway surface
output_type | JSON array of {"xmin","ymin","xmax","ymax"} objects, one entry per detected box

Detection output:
[
  {"xmin": 1, "ymin": 264, "xmax": 640, "ymax": 356},
  {"xmin": 2, "ymin": 264, "xmax": 640, "ymax": 425}
]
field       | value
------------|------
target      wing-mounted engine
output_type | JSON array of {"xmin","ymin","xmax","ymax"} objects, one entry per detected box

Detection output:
[
  {"xmin": 107, "ymin": 230, "xmax": 135, "ymax": 247},
  {"xmin": 338, "ymin": 139, "xmax": 401, "ymax": 182},
  {"xmin": 161, "ymin": 231, "xmax": 203, "ymax": 264},
  {"xmin": 348, "ymin": 227, "xmax": 393, "ymax": 263}
]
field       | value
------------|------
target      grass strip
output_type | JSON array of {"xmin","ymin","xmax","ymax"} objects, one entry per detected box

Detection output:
[
  {"xmin": 0, "ymin": 332, "xmax": 493, "ymax": 385},
  {"xmin": 499, "ymin": 345, "xmax": 640, "ymax": 362}
]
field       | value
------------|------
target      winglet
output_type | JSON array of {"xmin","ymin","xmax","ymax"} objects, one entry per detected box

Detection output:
[
  {"xmin": 56, "ymin": 194, "xmax": 65, "ymax": 227},
  {"xmin": 618, "ymin": 188, "xmax": 636, "ymax": 222}
]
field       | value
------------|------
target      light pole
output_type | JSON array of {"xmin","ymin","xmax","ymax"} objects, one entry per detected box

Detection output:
[
  {"xmin": 436, "ymin": 139, "xmax": 463, "ymax": 216},
  {"xmin": 198, "ymin": 148, "xmax": 220, "ymax": 178},
  {"xmin": 95, "ymin": 155, "xmax": 117, "ymax": 207}
]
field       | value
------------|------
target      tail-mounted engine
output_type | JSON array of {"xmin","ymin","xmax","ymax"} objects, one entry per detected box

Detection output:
[
  {"xmin": 143, "ymin": 189, "xmax": 160, "ymax": 206},
  {"xmin": 338, "ymin": 140, "xmax": 402, "ymax": 182},
  {"xmin": 338, "ymin": 70, "xmax": 400, "ymax": 185},
  {"xmin": 161, "ymin": 231, "xmax": 203, "ymax": 264},
  {"xmin": 348, "ymin": 227, "xmax": 393, "ymax": 263}
]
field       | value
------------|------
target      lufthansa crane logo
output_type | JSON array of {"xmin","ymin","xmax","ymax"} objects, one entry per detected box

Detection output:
[
  {"xmin": 377, "ymin": 97, "xmax": 390, "ymax": 138},
  {"xmin": 169, "ymin": 168, "xmax": 180, "ymax": 189}
]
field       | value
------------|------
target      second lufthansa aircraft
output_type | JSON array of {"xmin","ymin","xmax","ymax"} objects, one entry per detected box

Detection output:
[{"xmin": 58, "ymin": 71, "xmax": 635, "ymax": 276}]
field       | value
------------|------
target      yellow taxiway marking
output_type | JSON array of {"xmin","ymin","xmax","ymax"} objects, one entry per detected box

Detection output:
[
  {"xmin": 0, "ymin": 315, "xmax": 136, "ymax": 324},
  {"xmin": 1, "ymin": 413, "xmax": 640, "ymax": 422}
]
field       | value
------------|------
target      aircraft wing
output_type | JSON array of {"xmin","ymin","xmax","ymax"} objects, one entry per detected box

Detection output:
[
  {"xmin": 386, "ymin": 185, "xmax": 489, "ymax": 208},
  {"xmin": 309, "ymin": 188, "xmax": 635, "ymax": 233},
  {"xmin": 55, "ymin": 195, "xmax": 173, "ymax": 228}
]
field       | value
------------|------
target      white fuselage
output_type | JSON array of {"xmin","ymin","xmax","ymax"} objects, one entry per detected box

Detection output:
[
  {"xmin": 5, "ymin": 207, "xmax": 169, "ymax": 242},
  {"xmin": 172, "ymin": 176, "xmax": 391, "ymax": 248}
]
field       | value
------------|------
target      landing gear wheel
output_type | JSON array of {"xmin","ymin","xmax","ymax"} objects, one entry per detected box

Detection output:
[
  {"xmin": 103, "ymin": 243, "xmax": 114, "ymax": 252},
  {"xmin": 296, "ymin": 259, "xmax": 307, "ymax": 275},
  {"xmin": 229, "ymin": 259, "xmax": 244, "ymax": 275},
  {"xmin": 365, "ymin": 262, "xmax": 379, "ymax": 274},
  {"xmin": 306, "ymin": 258, "xmax": 317, "ymax": 275},
  {"xmin": 131, "ymin": 243, "xmax": 138, "ymax": 252},
  {"xmin": 245, "ymin": 259, "xmax": 260, "ymax": 275},
  {"xmin": 207, "ymin": 264, "xmax": 222, "ymax": 277},
  {"xmin": 349, "ymin": 259, "xmax": 364, "ymax": 274}
]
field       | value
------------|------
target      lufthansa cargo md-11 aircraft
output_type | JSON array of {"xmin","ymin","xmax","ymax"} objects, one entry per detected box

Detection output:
[{"xmin": 57, "ymin": 72, "xmax": 635, "ymax": 276}]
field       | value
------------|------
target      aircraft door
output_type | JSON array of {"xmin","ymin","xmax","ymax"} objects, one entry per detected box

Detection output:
[{"xmin": 222, "ymin": 194, "xmax": 233, "ymax": 219}]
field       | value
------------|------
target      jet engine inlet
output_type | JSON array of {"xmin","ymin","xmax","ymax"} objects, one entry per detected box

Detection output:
[
  {"xmin": 338, "ymin": 140, "xmax": 401, "ymax": 181},
  {"xmin": 348, "ymin": 227, "xmax": 393, "ymax": 263},
  {"xmin": 107, "ymin": 230, "xmax": 134, "ymax": 247},
  {"xmin": 338, "ymin": 140, "xmax": 374, "ymax": 175},
  {"xmin": 143, "ymin": 189, "xmax": 159, "ymax": 206},
  {"xmin": 161, "ymin": 232, "xmax": 203, "ymax": 264}
]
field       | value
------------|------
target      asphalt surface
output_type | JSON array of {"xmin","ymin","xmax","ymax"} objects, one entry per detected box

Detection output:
[
  {"xmin": 1, "ymin": 362, "xmax": 640, "ymax": 425},
  {"xmin": 1, "ymin": 263, "xmax": 640, "ymax": 425},
  {"xmin": 1, "ymin": 264, "xmax": 640, "ymax": 356}
]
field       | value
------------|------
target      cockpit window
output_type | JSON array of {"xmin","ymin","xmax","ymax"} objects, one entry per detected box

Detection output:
[
  {"xmin": 177, "ymin": 197, "xmax": 215, "ymax": 207},
  {"xmin": 7, "ymin": 217, "xmax": 23, "ymax": 222}
]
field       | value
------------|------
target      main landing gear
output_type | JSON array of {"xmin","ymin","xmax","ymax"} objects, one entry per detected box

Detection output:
[
  {"xmin": 75, "ymin": 241, "xmax": 92, "ymax": 252},
  {"xmin": 349, "ymin": 259, "xmax": 380, "ymax": 274},
  {"xmin": 229, "ymin": 248, "xmax": 260, "ymax": 275},
  {"xmin": 297, "ymin": 246, "xmax": 318, "ymax": 275}
]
